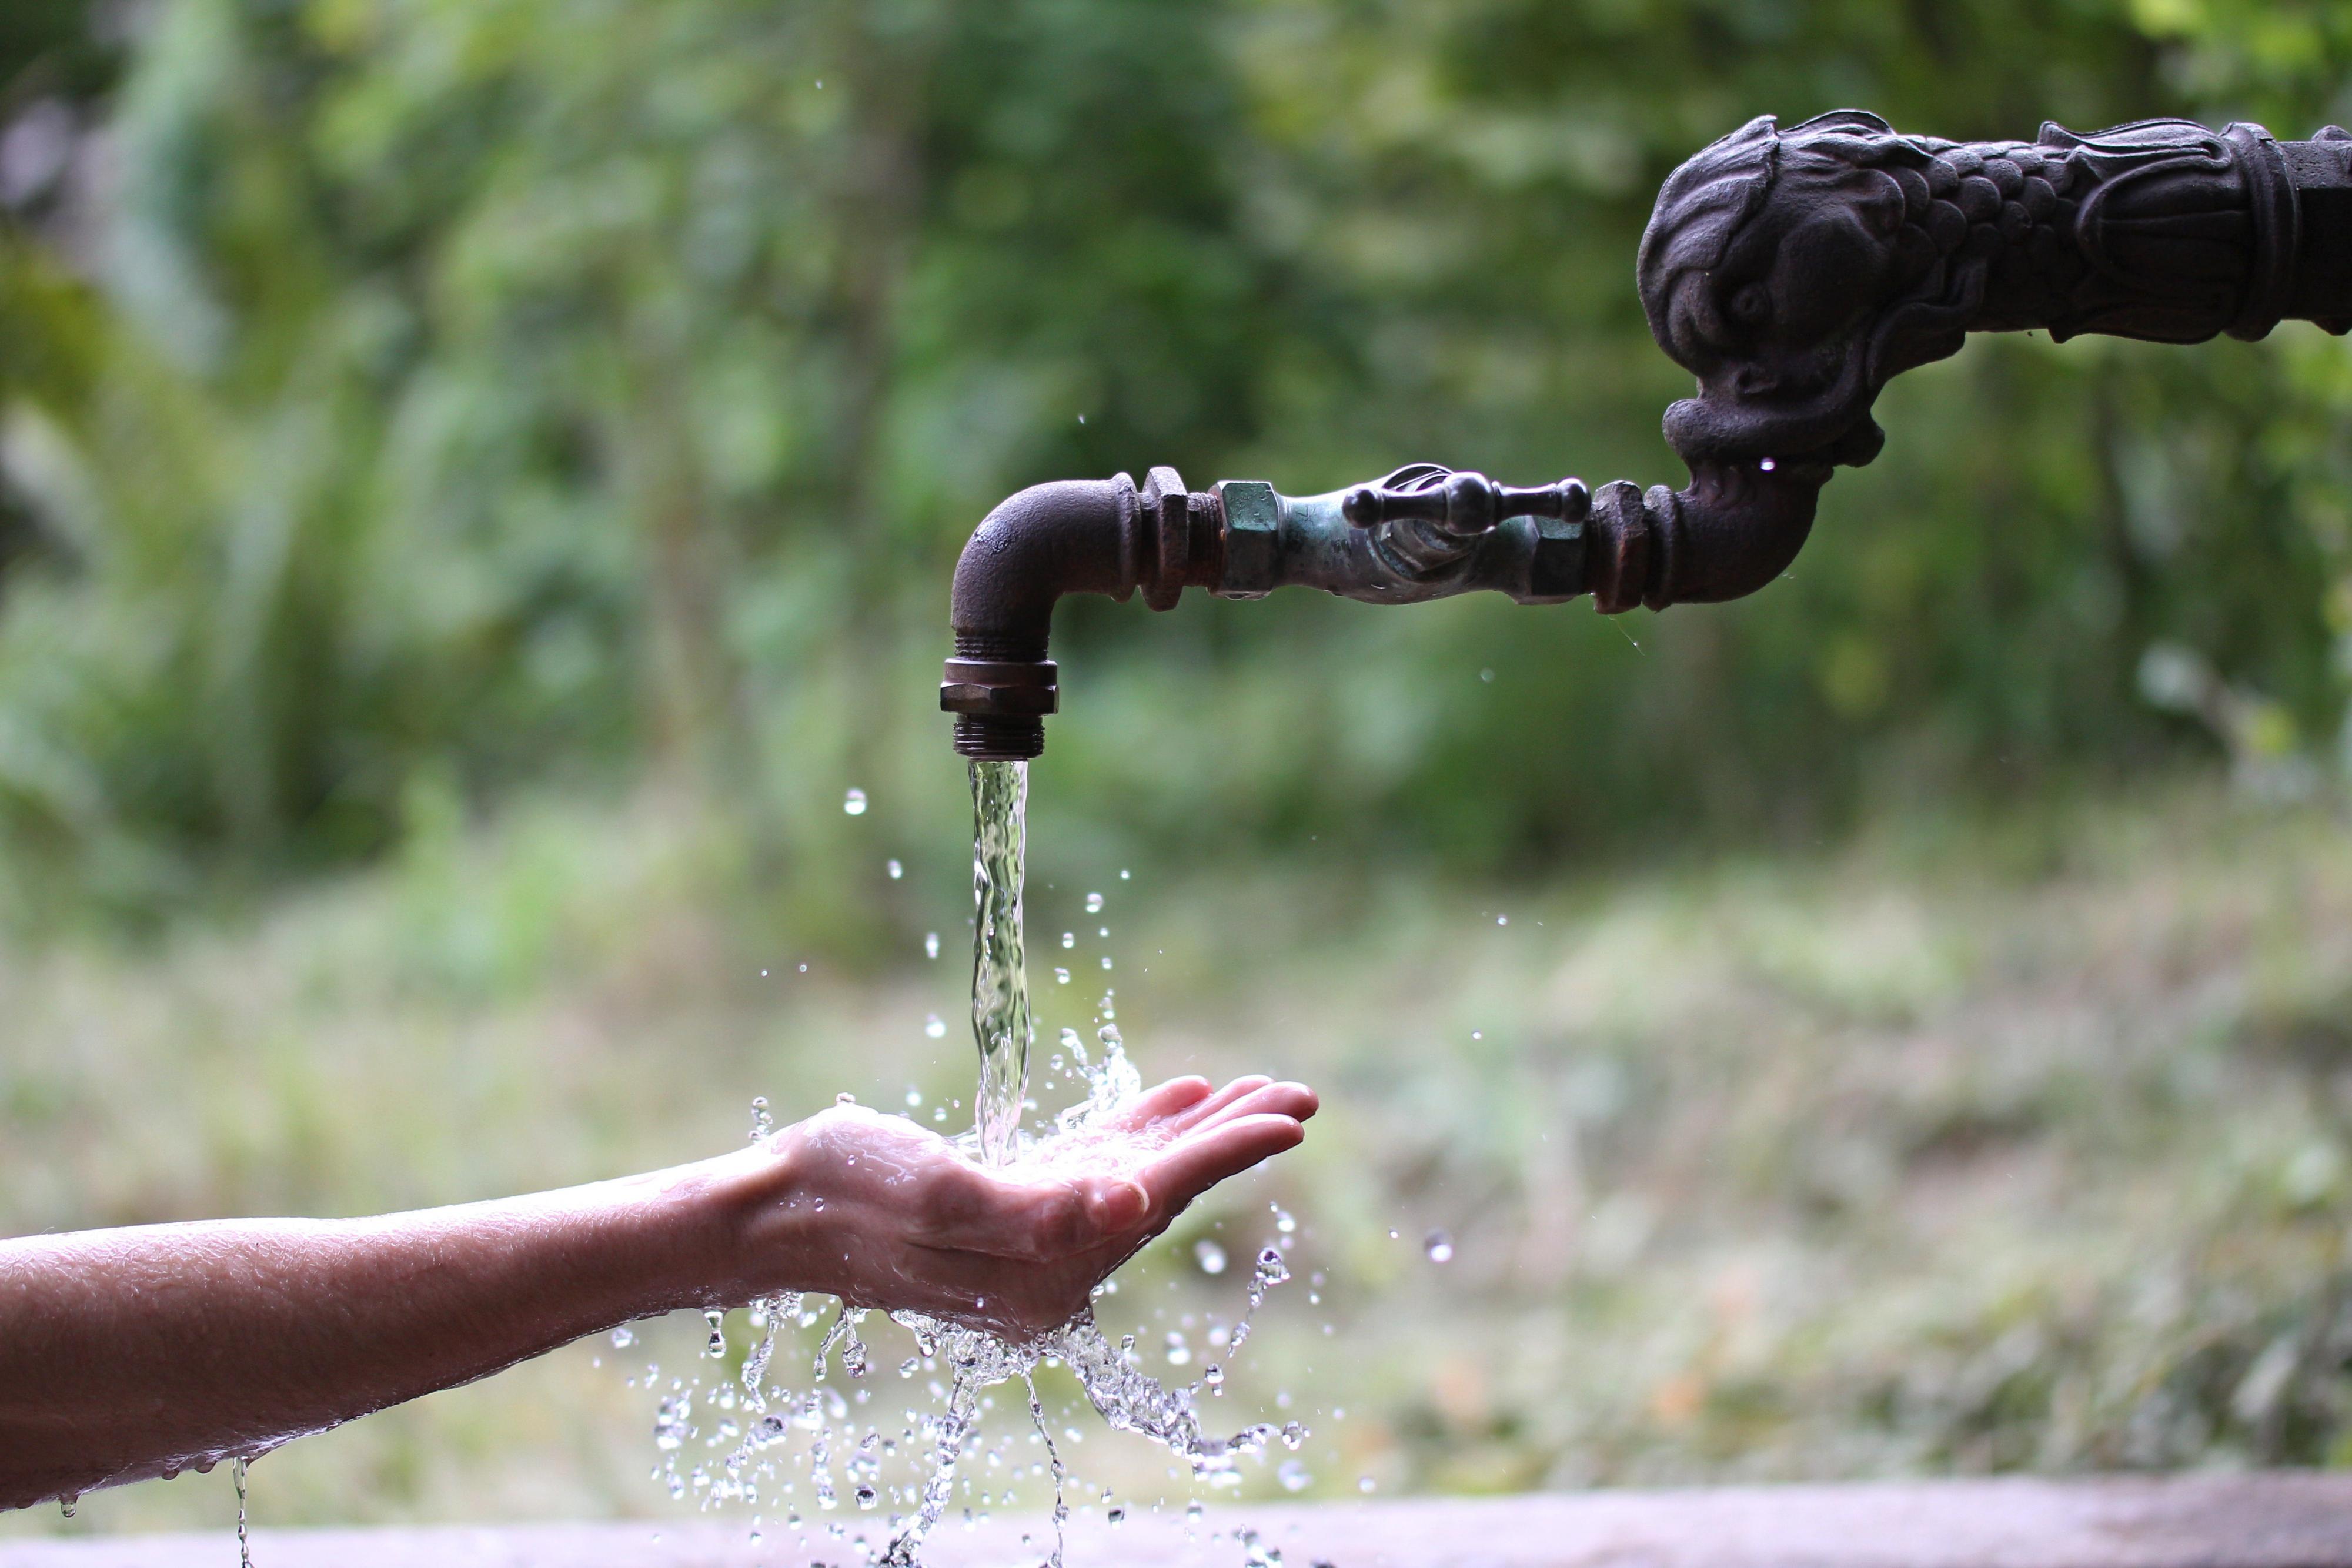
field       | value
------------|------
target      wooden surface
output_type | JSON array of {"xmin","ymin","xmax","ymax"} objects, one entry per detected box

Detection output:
[{"xmin": 7, "ymin": 1473, "xmax": 2352, "ymax": 1567}]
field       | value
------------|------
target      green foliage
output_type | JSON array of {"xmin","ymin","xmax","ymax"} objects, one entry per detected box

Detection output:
[{"xmin": 1, "ymin": 0, "xmax": 2351, "ymax": 920}]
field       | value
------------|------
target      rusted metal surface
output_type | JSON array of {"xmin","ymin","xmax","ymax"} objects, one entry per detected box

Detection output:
[
  {"xmin": 946, "ymin": 113, "xmax": 2352, "ymax": 757},
  {"xmin": 1643, "ymin": 116, "xmax": 2352, "ymax": 480},
  {"xmin": 11, "ymin": 1475, "xmax": 2352, "ymax": 1567}
]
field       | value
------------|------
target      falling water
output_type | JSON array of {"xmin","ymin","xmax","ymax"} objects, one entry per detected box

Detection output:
[
  {"xmin": 233, "ymin": 1456, "xmax": 252, "ymax": 1568},
  {"xmin": 636, "ymin": 1025, "xmax": 1304, "ymax": 1566},
  {"xmin": 969, "ymin": 760, "xmax": 1031, "ymax": 1166},
  {"xmin": 637, "ymin": 1052, "xmax": 1302, "ymax": 1566},
  {"xmin": 631, "ymin": 766, "xmax": 1305, "ymax": 1564}
]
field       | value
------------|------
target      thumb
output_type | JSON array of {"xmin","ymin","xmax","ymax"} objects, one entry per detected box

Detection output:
[{"xmin": 1085, "ymin": 1178, "xmax": 1149, "ymax": 1233}]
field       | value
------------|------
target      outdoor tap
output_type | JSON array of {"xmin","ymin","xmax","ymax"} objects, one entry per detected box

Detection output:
[
  {"xmin": 942, "ymin": 456, "xmax": 1829, "ymax": 758},
  {"xmin": 948, "ymin": 108, "xmax": 2352, "ymax": 760}
]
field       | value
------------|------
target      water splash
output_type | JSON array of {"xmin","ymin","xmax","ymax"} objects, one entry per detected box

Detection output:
[
  {"xmin": 969, "ymin": 760, "xmax": 1031, "ymax": 1166},
  {"xmin": 646, "ymin": 1065, "xmax": 1301, "ymax": 1564},
  {"xmin": 630, "ymin": 763, "xmax": 1304, "ymax": 1563}
]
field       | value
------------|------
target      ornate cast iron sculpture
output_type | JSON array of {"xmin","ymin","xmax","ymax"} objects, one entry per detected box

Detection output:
[{"xmin": 944, "ymin": 112, "xmax": 2352, "ymax": 761}]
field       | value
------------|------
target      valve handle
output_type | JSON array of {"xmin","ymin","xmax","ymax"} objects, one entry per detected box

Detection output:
[{"xmin": 1341, "ymin": 466, "xmax": 1591, "ymax": 534}]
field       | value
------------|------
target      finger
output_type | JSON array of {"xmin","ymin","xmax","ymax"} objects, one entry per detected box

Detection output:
[
  {"xmin": 1156, "ymin": 1075, "xmax": 1274, "ymax": 1132},
  {"xmin": 1180, "ymin": 1080, "xmax": 1318, "ymax": 1135},
  {"xmin": 1111, "ymin": 1076, "xmax": 1214, "ymax": 1130},
  {"xmin": 1138, "ymin": 1112, "xmax": 1307, "ymax": 1213}
]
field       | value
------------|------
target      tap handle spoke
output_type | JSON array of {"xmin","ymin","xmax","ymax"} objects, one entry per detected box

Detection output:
[{"xmin": 1341, "ymin": 468, "xmax": 1591, "ymax": 534}]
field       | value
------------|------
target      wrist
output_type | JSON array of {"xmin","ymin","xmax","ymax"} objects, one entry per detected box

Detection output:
[{"xmin": 654, "ymin": 1131, "xmax": 828, "ymax": 1308}]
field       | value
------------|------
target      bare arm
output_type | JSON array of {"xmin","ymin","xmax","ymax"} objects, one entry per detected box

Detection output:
[{"xmin": 0, "ymin": 1074, "xmax": 1315, "ymax": 1510}]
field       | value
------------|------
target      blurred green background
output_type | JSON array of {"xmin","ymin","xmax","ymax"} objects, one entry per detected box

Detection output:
[{"xmin": 6, "ymin": 0, "xmax": 2352, "ymax": 1546}]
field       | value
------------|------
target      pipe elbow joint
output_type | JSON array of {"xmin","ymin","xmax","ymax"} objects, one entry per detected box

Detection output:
[
  {"xmin": 1583, "ymin": 459, "xmax": 1828, "ymax": 614},
  {"xmin": 943, "ymin": 468, "xmax": 1221, "ymax": 760}
]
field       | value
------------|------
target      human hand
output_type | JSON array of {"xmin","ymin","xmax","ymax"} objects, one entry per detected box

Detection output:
[{"xmin": 713, "ymin": 1076, "xmax": 1316, "ymax": 1340}]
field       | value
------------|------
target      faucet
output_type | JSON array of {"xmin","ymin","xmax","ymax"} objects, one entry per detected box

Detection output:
[{"xmin": 944, "ymin": 111, "xmax": 2352, "ymax": 760}]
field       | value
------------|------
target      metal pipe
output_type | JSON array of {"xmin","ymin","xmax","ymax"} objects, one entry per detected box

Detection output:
[
  {"xmin": 950, "ymin": 109, "xmax": 2348, "ymax": 758},
  {"xmin": 943, "ymin": 466, "xmax": 1221, "ymax": 760},
  {"xmin": 942, "ymin": 457, "xmax": 1822, "ymax": 757}
]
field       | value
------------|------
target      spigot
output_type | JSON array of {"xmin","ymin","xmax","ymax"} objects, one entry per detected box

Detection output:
[
  {"xmin": 946, "ymin": 108, "xmax": 2352, "ymax": 761},
  {"xmin": 941, "ymin": 456, "xmax": 1820, "ymax": 758},
  {"xmin": 1339, "ymin": 466, "xmax": 1591, "ymax": 584},
  {"xmin": 941, "ymin": 467, "xmax": 1222, "ymax": 761}
]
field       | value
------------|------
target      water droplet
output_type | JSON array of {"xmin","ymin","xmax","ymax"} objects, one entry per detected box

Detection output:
[
  {"xmin": 1100, "ymin": 955, "xmax": 1112, "ymax": 970},
  {"xmin": 1194, "ymin": 1239, "xmax": 1227, "ymax": 1274},
  {"xmin": 1084, "ymin": 892, "xmax": 1104, "ymax": 914},
  {"xmin": 1203, "ymin": 1364, "xmax": 1225, "ymax": 1391},
  {"xmin": 843, "ymin": 787, "xmax": 867, "ymax": 815},
  {"xmin": 1759, "ymin": 456, "xmax": 1778, "ymax": 472},
  {"xmin": 1054, "ymin": 968, "xmax": 1070, "ymax": 985},
  {"xmin": 1107, "ymin": 1505, "xmax": 1126, "ymax": 1525},
  {"xmin": 886, "ymin": 858, "xmax": 903, "ymax": 879},
  {"xmin": 1119, "ymin": 868, "xmax": 1131, "ymax": 880},
  {"xmin": 612, "ymin": 1326, "xmax": 637, "ymax": 1348},
  {"xmin": 1496, "ymin": 914, "xmax": 1508, "ymax": 926},
  {"xmin": 749, "ymin": 1096, "xmax": 773, "ymax": 1141},
  {"xmin": 1359, "ymin": 1476, "xmax": 1377, "ymax": 1493},
  {"xmin": 1061, "ymin": 931, "xmax": 1075, "ymax": 949},
  {"xmin": 924, "ymin": 1015, "xmax": 947, "ymax": 1039},
  {"xmin": 59, "ymin": 1495, "xmax": 76, "ymax": 1519},
  {"xmin": 1479, "ymin": 668, "xmax": 1495, "ymax": 683},
  {"xmin": 836, "ymin": 1091, "xmax": 856, "ymax": 1105},
  {"xmin": 1279, "ymin": 1459, "xmax": 1312, "ymax": 1492},
  {"xmin": 706, "ymin": 1310, "xmax": 728, "ymax": 1357},
  {"xmin": 1424, "ymin": 1229, "xmax": 1454, "ymax": 1263},
  {"xmin": 1274, "ymin": 1207, "xmax": 1296, "ymax": 1235},
  {"xmin": 924, "ymin": 931, "xmax": 940, "ymax": 959},
  {"xmin": 904, "ymin": 1088, "xmax": 923, "ymax": 1108}
]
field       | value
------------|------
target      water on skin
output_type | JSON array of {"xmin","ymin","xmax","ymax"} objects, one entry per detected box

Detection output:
[
  {"xmin": 969, "ymin": 760, "xmax": 1031, "ymax": 1166},
  {"xmin": 645, "ymin": 1033, "xmax": 1301, "ymax": 1564},
  {"xmin": 636, "ymin": 769, "xmax": 1304, "ymax": 1564}
]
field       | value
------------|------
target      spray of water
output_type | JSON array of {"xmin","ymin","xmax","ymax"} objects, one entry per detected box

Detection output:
[
  {"xmin": 643, "ymin": 1057, "xmax": 1301, "ymax": 1566},
  {"xmin": 634, "ymin": 757, "xmax": 1304, "ymax": 1564}
]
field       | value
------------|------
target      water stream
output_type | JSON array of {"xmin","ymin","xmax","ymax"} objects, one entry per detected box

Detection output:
[
  {"xmin": 633, "ymin": 758, "xmax": 1305, "ymax": 1566},
  {"xmin": 233, "ymin": 1455, "xmax": 251, "ymax": 1568},
  {"xmin": 968, "ymin": 760, "xmax": 1031, "ymax": 1166}
]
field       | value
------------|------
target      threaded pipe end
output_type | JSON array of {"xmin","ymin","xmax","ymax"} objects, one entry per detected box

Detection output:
[{"xmin": 953, "ymin": 714, "xmax": 1045, "ymax": 761}]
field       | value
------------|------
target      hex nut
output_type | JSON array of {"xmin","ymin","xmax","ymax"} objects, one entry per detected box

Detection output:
[
  {"xmin": 1528, "ymin": 515, "xmax": 1587, "ymax": 601},
  {"xmin": 1217, "ymin": 479, "xmax": 1281, "ymax": 597}
]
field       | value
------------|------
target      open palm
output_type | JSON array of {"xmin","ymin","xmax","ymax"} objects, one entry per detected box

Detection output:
[{"xmin": 743, "ymin": 1075, "xmax": 1317, "ymax": 1339}]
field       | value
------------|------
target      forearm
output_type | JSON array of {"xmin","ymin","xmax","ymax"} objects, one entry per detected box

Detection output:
[{"xmin": 0, "ymin": 1156, "xmax": 771, "ymax": 1510}]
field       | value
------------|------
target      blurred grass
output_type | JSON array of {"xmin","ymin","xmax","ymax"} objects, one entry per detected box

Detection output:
[{"xmin": 6, "ymin": 773, "xmax": 2351, "ymax": 1539}]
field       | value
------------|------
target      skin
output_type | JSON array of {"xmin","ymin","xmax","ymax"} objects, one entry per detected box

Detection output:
[{"xmin": 0, "ymin": 1072, "xmax": 1316, "ymax": 1512}]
